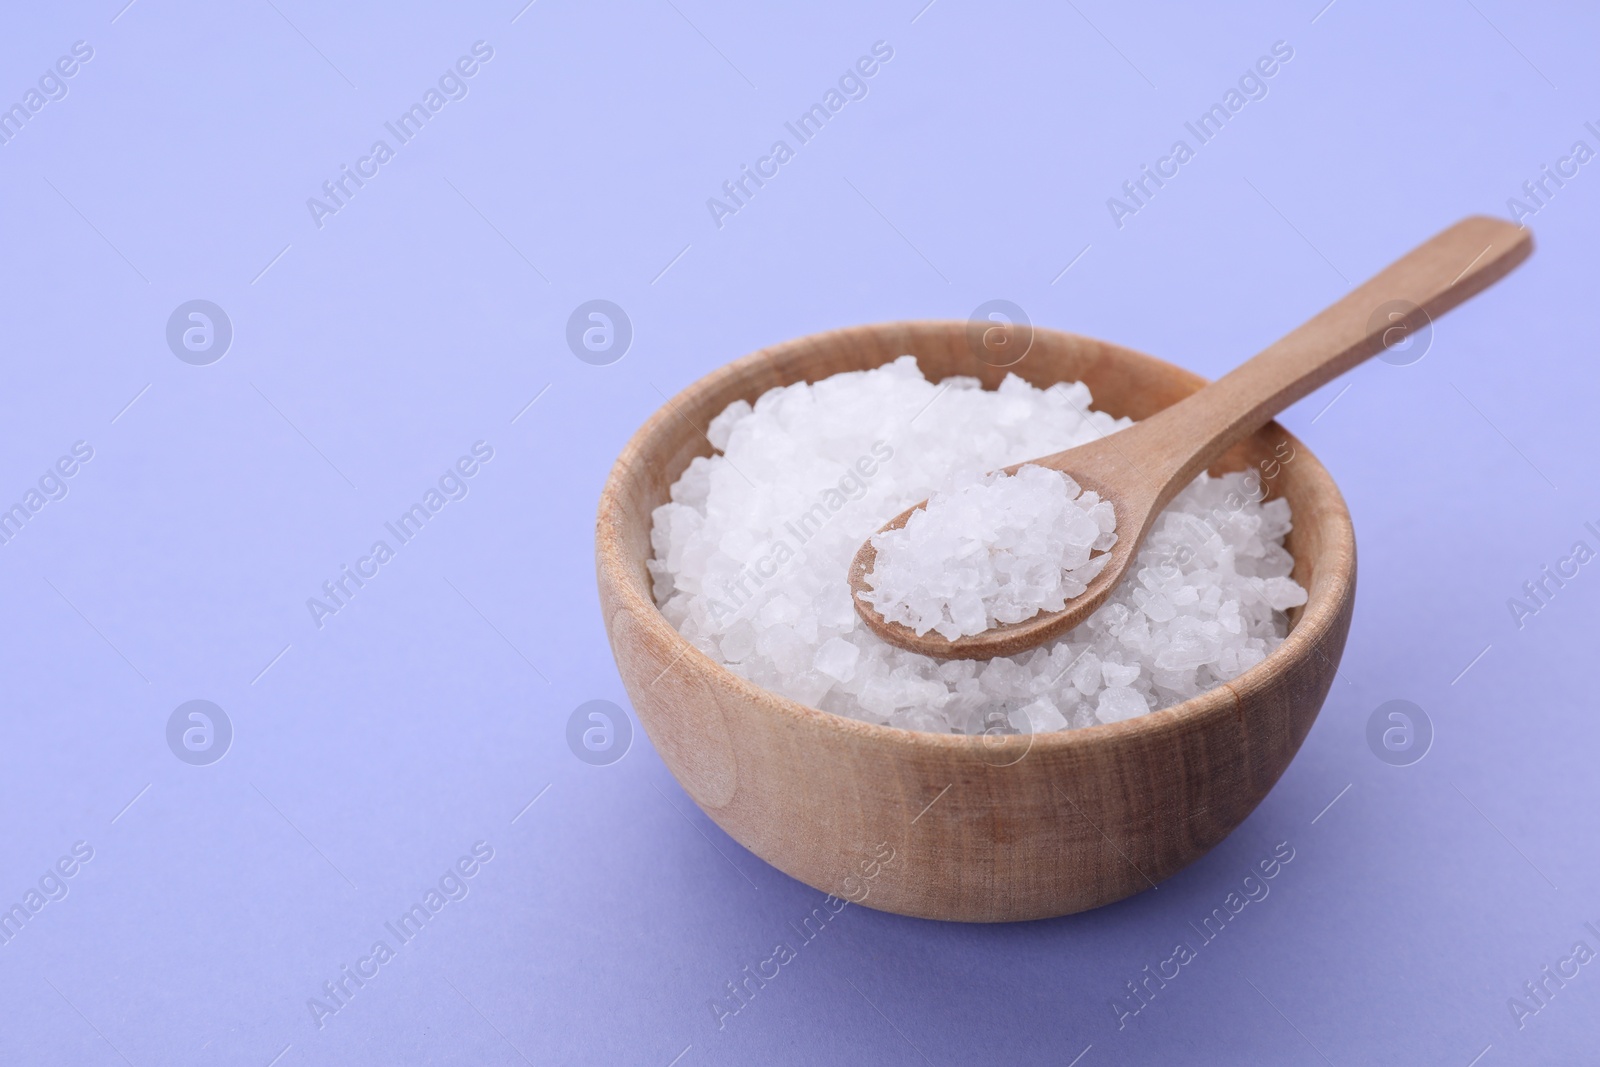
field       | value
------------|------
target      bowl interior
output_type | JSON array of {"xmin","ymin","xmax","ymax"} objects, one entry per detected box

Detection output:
[{"xmin": 609, "ymin": 320, "xmax": 1332, "ymax": 676}]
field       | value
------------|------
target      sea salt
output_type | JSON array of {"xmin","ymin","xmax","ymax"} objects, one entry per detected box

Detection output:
[
  {"xmin": 646, "ymin": 357, "xmax": 1307, "ymax": 735},
  {"xmin": 862, "ymin": 464, "xmax": 1116, "ymax": 640}
]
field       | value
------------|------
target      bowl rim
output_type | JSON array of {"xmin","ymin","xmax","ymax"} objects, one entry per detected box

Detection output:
[{"xmin": 597, "ymin": 319, "xmax": 1356, "ymax": 756}]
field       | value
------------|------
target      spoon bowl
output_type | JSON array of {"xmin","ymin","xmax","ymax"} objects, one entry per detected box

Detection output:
[{"xmin": 847, "ymin": 433, "xmax": 1157, "ymax": 659}]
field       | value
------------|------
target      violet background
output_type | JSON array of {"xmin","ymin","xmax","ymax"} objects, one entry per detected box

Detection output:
[{"xmin": 1, "ymin": 0, "xmax": 1596, "ymax": 1064}]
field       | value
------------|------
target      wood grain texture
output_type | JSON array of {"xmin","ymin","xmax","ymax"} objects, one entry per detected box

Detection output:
[
  {"xmin": 595, "ymin": 322, "xmax": 1356, "ymax": 922},
  {"xmin": 851, "ymin": 216, "xmax": 1529, "ymax": 660}
]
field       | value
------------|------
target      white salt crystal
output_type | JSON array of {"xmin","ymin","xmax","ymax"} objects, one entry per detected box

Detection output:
[
  {"xmin": 863, "ymin": 464, "xmax": 1117, "ymax": 639},
  {"xmin": 813, "ymin": 637, "xmax": 860, "ymax": 682},
  {"xmin": 719, "ymin": 620, "xmax": 756, "ymax": 662},
  {"xmin": 1010, "ymin": 697, "xmax": 1069, "ymax": 734},
  {"xmin": 647, "ymin": 357, "xmax": 1306, "ymax": 735},
  {"xmin": 1101, "ymin": 659, "xmax": 1141, "ymax": 689},
  {"xmin": 1261, "ymin": 575, "xmax": 1309, "ymax": 611},
  {"xmin": 1096, "ymin": 686, "xmax": 1148, "ymax": 723},
  {"xmin": 1070, "ymin": 650, "xmax": 1102, "ymax": 697},
  {"xmin": 707, "ymin": 400, "xmax": 752, "ymax": 450}
]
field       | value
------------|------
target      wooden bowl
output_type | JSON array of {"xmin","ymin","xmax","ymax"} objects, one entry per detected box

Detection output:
[{"xmin": 595, "ymin": 321, "xmax": 1356, "ymax": 922}]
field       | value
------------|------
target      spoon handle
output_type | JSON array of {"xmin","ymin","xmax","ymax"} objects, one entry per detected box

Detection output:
[{"xmin": 1132, "ymin": 215, "xmax": 1533, "ymax": 486}]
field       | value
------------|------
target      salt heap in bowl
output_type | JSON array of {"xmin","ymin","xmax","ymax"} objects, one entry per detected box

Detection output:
[
  {"xmin": 863, "ymin": 464, "xmax": 1117, "ymax": 640},
  {"xmin": 647, "ymin": 357, "xmax": 1307, "ymax": 736}
]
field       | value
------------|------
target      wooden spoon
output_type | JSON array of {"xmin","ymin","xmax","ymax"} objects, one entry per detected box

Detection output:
[{"xmin": 850, "ymin": 215, "xmax": 1533, "ymax": 660}]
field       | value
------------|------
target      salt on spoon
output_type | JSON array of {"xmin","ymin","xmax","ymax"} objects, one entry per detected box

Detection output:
[
  {"xmin": 862, "ymin": 465, "xmax": 1118, "ymax": 641},
  {"xmin": 850, "ymin": 215, "xmax": 1534, "ymax": 660}
]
